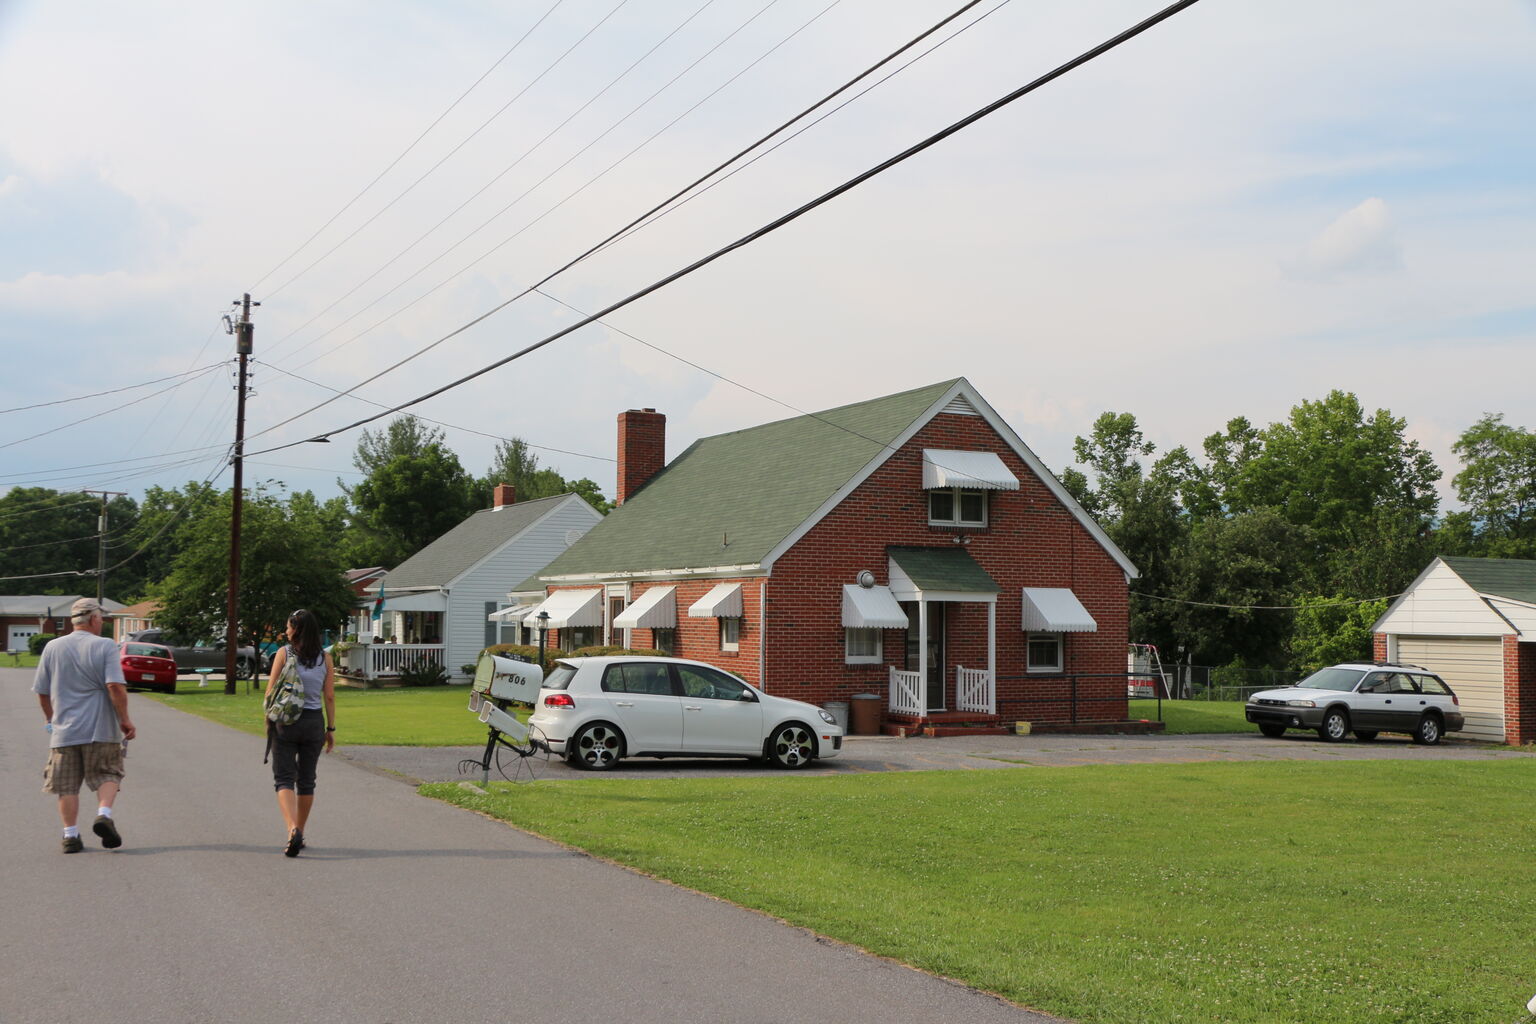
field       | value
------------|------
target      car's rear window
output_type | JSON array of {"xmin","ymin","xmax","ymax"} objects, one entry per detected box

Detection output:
[
  {"xmin": 1415, "ymin": 674, "xmax": 1453, "ymax": 696},
  {"xmin": 602, "ymin": 662, "xmax": 674, "ymax": 695},
  {"xmin": 541, "ymin": 663, "xmax": 578, "ymax": 691},
  {"xmin": 1296, "ymin": 667, "xmax": 1367, "ymax": 691},
  {"xmin": 124, "ymin": 643, "xmax": 170, "ymax": 658}
]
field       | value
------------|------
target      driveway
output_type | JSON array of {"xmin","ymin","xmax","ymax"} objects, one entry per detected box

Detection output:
[{"xmin": 338, "ymin": 727, "xmax": 1534, "ymax": 785}]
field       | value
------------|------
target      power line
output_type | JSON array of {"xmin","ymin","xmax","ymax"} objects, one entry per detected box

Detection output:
[
  {"xmin": 253, "ymin": 360, "xmax": 614, "ymax": 463},
  {"xmin": 262, "ymin": 0, "xmax": 632, "ymax": 302},
  {"xmin": 0, "ymin": 497, "xmax": 97, "ymax": 521},
  {"xmin": 0, "ymin": 363, "xmax": 226, "ymax": 415},
  {"xmin": 247, "ymin": 0, "xmax": 1205, "ymax": 454},
  {"xmin": 266, "ymin": 0, "xmax": 747, "ymax": 362},
  {"xmin": 0, "ymin": 364, "xmax": 226, "ymax": 453},
  {"xmin": 1131, "ymin": 592, "xmax": 1401, "ymax": 612},
  {"xmin": 0, "ymin": 444, "xmax": 231, "ymax": 487},
  {"xmin": 0, "ymin": 533, "xmax": 104, "ymax": 553},
  {"xmin": 249, "ymin": 0, "xmax": 570, "ymax": 295}
]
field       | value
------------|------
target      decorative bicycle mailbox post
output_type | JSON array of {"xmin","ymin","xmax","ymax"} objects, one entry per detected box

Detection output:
[{"xmin": 461, "ymin": 652, "xmax": 550, "ymax": 784}]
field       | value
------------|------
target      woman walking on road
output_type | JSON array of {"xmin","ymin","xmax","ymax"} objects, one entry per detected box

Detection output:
[{"xmin": 264, "ymin": 609, "xmax": 335, "ymax": 857}]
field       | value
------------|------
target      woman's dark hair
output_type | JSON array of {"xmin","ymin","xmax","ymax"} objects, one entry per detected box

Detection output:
[{"xmin": 288, "ymin": 609, "xmax": 324, "ymax": 667}]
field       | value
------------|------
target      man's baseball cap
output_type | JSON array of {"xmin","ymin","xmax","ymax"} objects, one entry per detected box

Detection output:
[{"xmin": 70, "ymin": 598, "xmax": 105, "ymax": 621}]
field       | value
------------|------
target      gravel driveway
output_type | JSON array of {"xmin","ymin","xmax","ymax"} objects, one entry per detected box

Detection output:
[{"xmin": 338, "ymin": 729, "xmax": 1534, "ymax": 785}]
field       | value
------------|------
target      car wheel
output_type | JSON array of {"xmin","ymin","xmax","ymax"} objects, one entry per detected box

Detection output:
[
  {"xmin": 568, "ymin": 723, "xmax": 624, "ymax": 771},
  {"xmin": 1412, "ymin": 714, "xmax": 1443, "ymax": 746},
  {"xmin": 1257, "ymin": 723, "xmax": 1286, "ymax": 738},
  {"xmin": 1318, "ymin": 708, "xmax": 1349, "ymax": 742},
  {"xmin": 1354, "ymin": 729, "xmax": 1378, "ymax": 742},
  {"xmin": 236, "ymin": 656, "xmax": 256, "ymax": 679},
  {"xmin": 163, "ymin": 681, "xmax": 176, "ymax": 695},
  {"xmin": 766, "ymin": 722, "xmax": 815, "ymax": 769}
]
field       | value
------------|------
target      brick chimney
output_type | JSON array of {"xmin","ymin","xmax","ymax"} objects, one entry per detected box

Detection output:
[
  {"xmin": 492, "ymin": 483, "xmax": 516, "ymax": 509},
  {"xmin": 617, "ymin": 408, "xmax": 666, "ymax": 505}
]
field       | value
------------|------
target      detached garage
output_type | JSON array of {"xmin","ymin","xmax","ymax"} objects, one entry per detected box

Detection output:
[{"xmin": 1374, "ymin": 557, "xmax": 1536, "ymax": 744}]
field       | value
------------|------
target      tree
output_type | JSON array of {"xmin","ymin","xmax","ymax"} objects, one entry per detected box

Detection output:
[
  {"xmin": 1451, "ymin": 414, "xmax": 1536, "ymax": 557},
  {"xmin": 349, "ymin": 444, "xmax": 476, "ymax": 568},
  {"xmin": 1289, "ymin": 596, "xmax": 1389, "ymax": 672},
  {"xmin": 343, "ymin": 417, "xmax": 476, "ymax": 567},
  {"xmin": 154, "ymin": 485, "xmax": 355, "ymax": 666}
]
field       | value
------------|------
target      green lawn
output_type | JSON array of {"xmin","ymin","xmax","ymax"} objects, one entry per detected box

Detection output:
[
  {"xmin": 1129, "ymin": 699, "xmax": 1256, "ymax": 734},
  {"xmin": 146, "ymin": 684, "xmax": 493, "ymax": 745},
  {"xmin": 425, "ymin": 760, "xmax": 1536, "ymax": 1024}
]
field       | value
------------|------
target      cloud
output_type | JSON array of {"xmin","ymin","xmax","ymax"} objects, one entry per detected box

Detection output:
[{"xmin": 1288, "ymin": 197, "xmax": 1403, "ymax": 280}]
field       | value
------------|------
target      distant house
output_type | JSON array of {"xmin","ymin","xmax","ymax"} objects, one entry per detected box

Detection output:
[
  {"xmin": 342, "ymin": 567, "xmax": 389, "ymax": 639},
  {"xmin": 1, "ymin": 595, "xmax": 127, "ymax": 651},
  {"xmin": 112, "ymin": 600, "xmax": 160, "ymax": 642},
  {"xmin": 1374, "ymin": 556, "xmax": 1536, "ymax": 743},
  {"xmin": 516, "ymin": 379, "xmax": 1137, "ymax": 732},
  {"xmin": 356, "ymin": 488, "xmax": 603, "ymax": 679}
]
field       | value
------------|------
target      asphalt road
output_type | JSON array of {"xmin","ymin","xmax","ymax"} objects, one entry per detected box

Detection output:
[{"xmin": 2, "ymin": 667, "xmax": 1062, "ymax": 1024}]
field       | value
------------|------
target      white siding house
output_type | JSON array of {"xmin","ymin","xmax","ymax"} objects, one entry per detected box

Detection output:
[{"xmin": 363, "ymin": 492, "xmax": 602, "ymax": 680}]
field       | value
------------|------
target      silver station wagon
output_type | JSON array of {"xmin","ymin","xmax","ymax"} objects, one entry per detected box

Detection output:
[{"xmin": 1245, "ymin": 662, "xmax": 1465, "ymax": 744}]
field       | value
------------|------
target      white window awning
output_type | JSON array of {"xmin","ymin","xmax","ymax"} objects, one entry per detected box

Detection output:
[
  {"xmin": 613, "ymin": 586, "xmax": 677, "ymax": 630},
  {"xmin": 487, "ymin": 602, "xmax": 534, "ymax": 623},
  {"xmin": 1021, "ymin": 587, "xmax": 1097, "ymax": 633},
  {"xmin": 842, "ymin": 584, "xmax": 909, "ymax": 629},
  {"xmin": 688, "ymin": 582, "xmax": 743, "ymax": 618},
  {"xmin": 378, "ymin": 590, "xmax": 447, "ymax": 613},
  {"xmin": 922, "ymin": 449, "xmax": 1019, "ymax": 491},
  {"xmin": 523, "ymin": 588, "xmax": 604, "ymax": 629}
]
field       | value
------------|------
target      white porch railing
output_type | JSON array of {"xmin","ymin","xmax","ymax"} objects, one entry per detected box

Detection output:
[
  {"xmin": 955, "ymin": 665, "xmax": 995, "ymax": 714},
  {"xmin": 340, "ymin": 643, "xmax": 446, "ymax": 680},
  {"xmin": 889, "ymin": 667, "xmax": 923, "ymax": 716}
]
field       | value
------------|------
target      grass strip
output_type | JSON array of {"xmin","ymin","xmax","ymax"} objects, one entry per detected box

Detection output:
[
  {"xmin": 424, "ymin": 760, "xmax": 1536, "ymax": 1024},
  {"xmin": 1129, "ymin": 699, "xmax": 1257, "ymax": 734},
  {"xmin": 146, "ymin": 684, "xmax": 493, "ymax": 745}
]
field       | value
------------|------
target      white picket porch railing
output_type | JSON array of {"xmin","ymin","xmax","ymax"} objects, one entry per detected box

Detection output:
[
  {"xmin": 955, "ymin": 665, "xmax": 994, "ymax": 714},
  {"xmin": 889, "ymin": 667, "xmax": 923, "ymax": 716},
  {"xmin": 339, "ymin": 643, "xmax": 446, "ymax": 680}
]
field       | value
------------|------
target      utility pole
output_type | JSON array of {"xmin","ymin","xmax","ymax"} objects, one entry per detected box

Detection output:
[
  {"xmin": 224, "ymin": 294, "xmax": 257, "ymax": 694},
  {"xmin": 81, "ymin": 490, "xmax": 127, "ymax": 607}
]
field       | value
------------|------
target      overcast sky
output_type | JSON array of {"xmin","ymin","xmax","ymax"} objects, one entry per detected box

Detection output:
[{"xmin": 2, "ymin": 0, "xmax": 1532, "ymax": 512}]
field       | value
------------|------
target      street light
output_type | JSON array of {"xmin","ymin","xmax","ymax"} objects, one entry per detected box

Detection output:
[{"xmin": 536, "ymin": 610, "xmax": 550, "ymax": 672}]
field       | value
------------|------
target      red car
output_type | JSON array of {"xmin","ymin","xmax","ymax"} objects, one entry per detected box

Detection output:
[{"xmin": 119, "ymin": 641, "xmax": 177, "ymax": 693}]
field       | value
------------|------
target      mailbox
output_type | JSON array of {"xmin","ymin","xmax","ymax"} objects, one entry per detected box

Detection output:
[{"xmin": 472, "ymin": 652, "xmax": 543, "ymax": 704}]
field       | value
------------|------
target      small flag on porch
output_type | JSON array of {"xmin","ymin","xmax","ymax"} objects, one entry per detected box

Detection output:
[{"xmin": 371, "ymin": 594, "xmax": 385, "ymax": 621}]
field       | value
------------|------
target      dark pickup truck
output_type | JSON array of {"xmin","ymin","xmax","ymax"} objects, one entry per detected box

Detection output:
[{"xmin": 126, "ymin": 629, "xmax": 258, "ymax": 677}]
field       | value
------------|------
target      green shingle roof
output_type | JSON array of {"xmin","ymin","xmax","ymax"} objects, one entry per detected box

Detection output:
[
  {"xmin": 532, "ymin": 380, "xmax": 961, "ymax": 579},
  {"xmin": 1442, "ymin": 556, "xmax": 1536, "ymax": 605},
  {"xmin": 888, "ymin": 546, "xmax": 999, "ymax": 592},
  {"xmin": 385, "ymin": 494, "xmax": 577, "ymax": 590}
]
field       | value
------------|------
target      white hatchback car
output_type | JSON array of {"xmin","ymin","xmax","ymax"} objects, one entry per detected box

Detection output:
[{"xmin": 528, "ymin": 656, "xmax": 844, "ymax": 771}]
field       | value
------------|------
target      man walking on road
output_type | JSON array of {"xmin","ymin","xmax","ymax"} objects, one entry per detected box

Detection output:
[{"xmin": 33, "ymin": 598, "xmax": 137, "ymax": 853}]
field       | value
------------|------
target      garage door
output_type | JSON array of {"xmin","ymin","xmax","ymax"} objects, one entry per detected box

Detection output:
[
  {"xmin": 1396, "ymin": 636, "xmax": 1505, "ymax": 742},
  {"xmin": 8, "ymin": 626, "xmax": 39, "ymax": 653}
]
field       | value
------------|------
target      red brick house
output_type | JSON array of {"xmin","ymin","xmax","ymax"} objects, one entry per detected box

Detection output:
[{"xmin": 515, "ymin": 379, "xmax": 1138, "ymax": 731}]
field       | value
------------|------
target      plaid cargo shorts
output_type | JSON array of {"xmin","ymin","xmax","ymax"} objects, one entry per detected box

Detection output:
[{"xmin": 42, "ymin": 742, "xmax": 126, "ymax": 795}]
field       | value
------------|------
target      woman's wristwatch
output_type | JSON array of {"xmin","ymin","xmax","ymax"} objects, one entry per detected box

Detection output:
[{"xmin": 326, "ymin": 726, "xmax": 336, "ymax": 732}]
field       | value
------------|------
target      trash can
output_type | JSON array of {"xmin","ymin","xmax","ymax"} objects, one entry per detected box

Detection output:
[
  {"xmin": 849, "ymin": 693, "xmax": 881, "ymax": 735},
  {"xmin": 822, "ymin": 701, "xmax": 849, "ymax": 733}
]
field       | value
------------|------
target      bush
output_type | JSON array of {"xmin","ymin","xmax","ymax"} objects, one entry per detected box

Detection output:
[
  {"xmin": 478, "ymin": 644, "xmax": 541, "ymax": 663},
  {"xmin": 400, "ymin": 657, "xmax": 449, "ymax": 687},
  {"xmin": 460, "ymin": 664, "xmax": 478, "ymax": 676},
  {"xmin": 565, "ymin": 645, "xmax": 668, "ymax": 659},
  {"xmin": 29, "ymin": 633, "xmax": 56, "ymax": 655}
]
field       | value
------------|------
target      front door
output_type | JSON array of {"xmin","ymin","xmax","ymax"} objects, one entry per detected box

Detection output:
[{"xmin": 904, "ymin": 602, "xmax": 946, "ymax": 712}]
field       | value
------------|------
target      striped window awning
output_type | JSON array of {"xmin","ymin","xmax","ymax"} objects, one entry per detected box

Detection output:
[
  {"xmin": 922, "ymin": 449, "xmax": 1019, "ymax": 490},
  {"xmin": 1020, "ymin": 587, "xmax": 1097, "ymax": 632},
  {"xmin": 613, "ymin": 586, "xmax": 677, "ymax": 630},
  {"xmin": 842, "ymin": 584, "xmax": 908, "ymax": 629},
  {"xmin": 523, "ymin": 588, "xmax": 604, "ymax": 629},
  {"xmin": 688, "ymin": 582, "xmax": 743, "ymax": 618}
]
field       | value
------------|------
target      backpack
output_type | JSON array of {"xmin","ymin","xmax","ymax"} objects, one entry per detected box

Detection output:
[{"xmin": 264, "ymin": 647, "xmax": 306, "ymax": 726}]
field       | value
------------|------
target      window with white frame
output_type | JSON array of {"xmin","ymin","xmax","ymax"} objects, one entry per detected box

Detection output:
[
  {"xmin": 1026, "ymin": 632, "xmax": 1062, "ymax": 673},
  {"xmin": 719, "ymin": 617, "xmax": 741, "ymax": 652},
  {"xmin": 651, "ymin": 628, "xmax": 676, "ymax": 655},
  {"xmin": 928, "ymin": 488, "xmax": 987, "ymax": 526},
  {"xmin": 844, "ymin": 628, "xmax": 882, "ymax": 664}
]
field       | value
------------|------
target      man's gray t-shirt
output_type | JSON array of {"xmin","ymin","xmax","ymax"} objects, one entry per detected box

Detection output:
[{"xmin": 32, "ymin": 630, "xmax": 125, "ymax": 748}]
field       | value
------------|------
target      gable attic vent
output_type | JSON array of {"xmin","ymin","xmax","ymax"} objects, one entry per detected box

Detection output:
[{"xmin": 942, "ymin": 394, "xmax": 979, "ymax": 416}]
